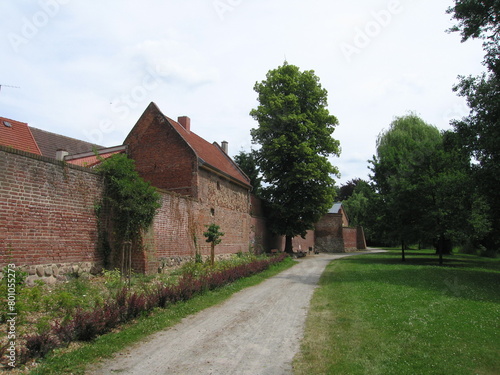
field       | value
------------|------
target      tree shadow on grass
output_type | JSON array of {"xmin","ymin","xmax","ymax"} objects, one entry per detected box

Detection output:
[
  {"xmin": 324, "ymin": 251, "xmax": 500, "ymax": 303},
  {"xmin": 344, "ymin": 250, "xmax": 499, "ymax": 270}
]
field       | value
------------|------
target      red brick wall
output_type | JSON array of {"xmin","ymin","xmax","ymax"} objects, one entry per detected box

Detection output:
[
  {"xmin": 250, "ymin": 195, "xmax": 270, "ymax": 253},
  {"xmin": 315, "ymin": 213, "xmax": 344, "ymax": 252},
  {"xmin": 0, "ymin": 146, "xmax": 103, "ymax": 269},
  {"xmin": 342, "ymin": 227, "xmax": 358, "ymax": 250},
  {"xmin": 0, "ymin": 145, "xmax": 256, "ymax": 275},
  {"xmin": 143, "ymin": 170, "xmax": 252, "ymax": 273},
  {"xmin": 198, "ymin": 169, "xmax": 250, "ymax": 254},
  {"xmin": 250, "ymin": 216, "xmax": 269, "ymax": 254},
  {"xmin": 357, "ymin": 226, "xmax": 367, "ymax": 250}
]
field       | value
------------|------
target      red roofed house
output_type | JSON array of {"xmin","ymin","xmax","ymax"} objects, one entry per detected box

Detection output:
[
  {"xmin": 123, "ymin": 103, "xmax": 254, "ymax": 271},
  {"xmin": 125, "ymin": 102, "xmax": 251, "ymax": 197},
  {"xmin": 1, "ymin": 106, "xmax": 257, "ymax": 275},
  {"xmin": 0, "ymin": 117, "xmax": 42, "ymax": 155},
  {"xmin": 0, "ymin": 116, "xmax": 124, "ymax": 166}
]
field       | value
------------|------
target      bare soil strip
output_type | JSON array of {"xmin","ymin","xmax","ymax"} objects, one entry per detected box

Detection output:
[{"xmin": 87, "ymin": 251, "xmax": 383, "ymax": 375}]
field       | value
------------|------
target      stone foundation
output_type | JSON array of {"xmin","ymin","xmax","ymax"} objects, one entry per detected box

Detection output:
[
  {"xmin": 0, "ymin": 261, "xmax": 103, "ymax": 286},
  {"xmin": 156, "ymin": 253, "xmax": 239, "ymax": 273}
]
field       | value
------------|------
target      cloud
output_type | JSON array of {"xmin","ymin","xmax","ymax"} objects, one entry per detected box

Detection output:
[{"xmin": 0, "ymin": 0, "xmax": 487, "ymax": 185}]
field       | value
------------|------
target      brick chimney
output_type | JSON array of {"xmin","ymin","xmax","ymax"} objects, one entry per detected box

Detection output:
[{"xmin": 178, "ymin": 116, "xmax": 190, "ymax": 132}]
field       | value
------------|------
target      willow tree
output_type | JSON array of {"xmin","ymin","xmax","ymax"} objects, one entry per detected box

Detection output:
[
  {"xmin": 250, "ymin": 62, "xmax": 340, "ymax": 253},
  {"xmin": 371, "ymin": 115, "xmax": 443, "ymax": 259}
]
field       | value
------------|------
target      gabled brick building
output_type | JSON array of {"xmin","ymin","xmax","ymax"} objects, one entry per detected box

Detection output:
[
  {"xmin": 124, "ymin": 102, "xmax": 251, "ymax": 198},
  {"xmin": 315, "ymin": 202, "xmax": 366, "ymax": 252},
  {"xmin": 122, "ymin": 103, "xmax": 254, "ymax": 272}
]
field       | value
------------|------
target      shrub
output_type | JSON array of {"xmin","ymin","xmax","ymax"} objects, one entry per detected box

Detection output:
[
  {"xmin": 115, "ymin": 287, "xmax": 129, "ymax": 308},
  {"xmin": 52, "ymin": 319, "xmax": 75, "ymax": 345},
  {"xmin": 17, "ymin": 253, "xmax": 289, "ymax": 364},
  {"xmin": 125, "ymin": 292, "xmax": 147, "ymax": 320},
  {"xmin": 25, "ymin": 332, "xmax": 59, "ymax": 359},
  {"xmin": 71, "ymin": 307, "xmax": 110, "ymax": 341}
]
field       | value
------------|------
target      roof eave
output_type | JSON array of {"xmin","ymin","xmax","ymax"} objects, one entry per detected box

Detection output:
[{"xmin": 198, "ymin": 159, "xmax": 252, "ymax": 190}]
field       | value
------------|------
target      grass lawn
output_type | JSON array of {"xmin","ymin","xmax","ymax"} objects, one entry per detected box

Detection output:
[{"xmin": 293, "ymin": 250, "xmax": 500, "ymax": 375}]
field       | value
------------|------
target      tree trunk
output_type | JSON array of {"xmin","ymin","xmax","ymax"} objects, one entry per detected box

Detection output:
[
  {"xmin": 210, "ymin": 242, "xmax": 215, "ymax": 266},
  {"xmin": 128, "ymin": 242, "xmax": 132, "ymax": 287},
  {"xmin": 284, "ymin": 235, "xmax": 293, "ymax": 254},
  {"xmin": 401, "ymin": 240, "xmax": 406, "ymax": 262},
  {"xmin": 437, "ymin": 235, "xmax": 444, "ymax": 266}
]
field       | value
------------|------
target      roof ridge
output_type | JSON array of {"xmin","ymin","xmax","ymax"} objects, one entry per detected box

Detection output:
[
  {"xmin": 163, "ymin": 114, "xmax": 250, "ymax": 187},
  {"xmin": 29, "ymin": 126, "xmax": 104, "ymax": 148}
]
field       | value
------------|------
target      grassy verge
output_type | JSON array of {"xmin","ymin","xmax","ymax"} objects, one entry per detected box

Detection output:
[
  {"xmin": 25, "ymin": 256, "xmax": 296, "ymax": 375},
  {"xmin": 293, "ymin": 250, "xmax": 500, "ymax": 375}
]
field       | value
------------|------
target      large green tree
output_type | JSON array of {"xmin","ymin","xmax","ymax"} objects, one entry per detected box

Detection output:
[
  {"xmin": 370, "ymin": 114, "xmax": 485, "ymax": 262},
  {"xmin": 233, "ymin": 149, "xmax": 262, "ymax": 196},
  {"xmin": 250, "ymin": 62, "xmax": 340, "ymax": 253},
  {"xmin": 338, "ymin": 178, "xmax": 363, "ymax": 201},
  {"xmin": 370, "ymin": 114, "xmax": 442, "ymax": 260},
  {"xmin": 341, "ymin": 179, "xmax": 381, "ymax": 244},
  {"xmin": 448, "ymin": 0, "xmax": 500, "ymax": 250}
]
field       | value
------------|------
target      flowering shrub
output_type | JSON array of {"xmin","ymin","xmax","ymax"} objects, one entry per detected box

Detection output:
[{"xmin": 17, "ymin": 253, "xmax": 288, "ymax": 362}]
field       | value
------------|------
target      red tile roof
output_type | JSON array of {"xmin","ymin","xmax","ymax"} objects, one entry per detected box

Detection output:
[
  {"xmin": 164, "ymin": 115, "xmax": 251, "ymax": 188},
  {"xmin": 0, "ymin": 117, "xmax": 42, "ymax": 155},
  {"xmin": 64, "ymin": 145, "xmax": 127, "ymax": 168},
  {"xmin": 66, "ymin": 151, "xmax": 122, "ymax": 168}
]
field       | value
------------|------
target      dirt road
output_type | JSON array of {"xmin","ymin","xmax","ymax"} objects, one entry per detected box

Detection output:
[{"xmin": 88, "ymin": 251, "xmax": 382, "ymax": 375}]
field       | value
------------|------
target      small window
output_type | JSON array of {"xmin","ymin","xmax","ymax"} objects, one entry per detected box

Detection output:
[
  {"xmin": 3, "ymin": 121, "xmax": 12, "ymax": 128},
  {"xmin": 216, "ymin": 181, "xmax": 221, "ymax": 190},
  {"xmin": 210, "ymin": 208, "xmax": 215, "ymax": 216}
]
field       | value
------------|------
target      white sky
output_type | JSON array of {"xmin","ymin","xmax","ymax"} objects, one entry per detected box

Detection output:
[{"xmin": 0, "ymin": 0, "xmax": 485, "ymax": 184}]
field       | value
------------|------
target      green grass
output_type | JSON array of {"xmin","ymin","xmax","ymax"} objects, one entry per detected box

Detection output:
[
  {"xmin": 293, "ymin": 250, "xmax": 500, "ymax": 375},
  {"xmin": 26, "ymin": 257, "xmax": 296, "ymax": 375}
]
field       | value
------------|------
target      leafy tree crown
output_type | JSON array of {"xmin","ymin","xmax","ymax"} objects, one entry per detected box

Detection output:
[{"xmin": 250, "ymin": 62, "xmax": 341, "ymax": 239}]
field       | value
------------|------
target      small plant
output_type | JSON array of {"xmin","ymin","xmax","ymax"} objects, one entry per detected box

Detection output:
[
  {"xmin": 204, "ymin": 224, "xmax": 225, "ymax": 266},
  {"xmin": 103, "ymin": 269, "xmax": 123, "ymax": 290}
]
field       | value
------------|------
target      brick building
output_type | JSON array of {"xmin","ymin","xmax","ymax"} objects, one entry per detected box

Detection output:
[
  {"xmin": 123, "ymin": 103, "xmax": 254, "ymax": 272},
  {"xmin": 315, "ymin": 202, "xmax": 366, "ymax": 252}
]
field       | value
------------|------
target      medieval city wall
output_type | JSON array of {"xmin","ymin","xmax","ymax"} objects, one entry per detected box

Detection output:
[
  {"xmin": 0, "ymin": 146, "xmax": 104, "ymax": 283},
  {"xmin": 0, "ymin": 146, "xmax": 263, "ymax": 278}
]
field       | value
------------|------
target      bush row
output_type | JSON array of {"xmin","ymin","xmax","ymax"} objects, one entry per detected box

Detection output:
[{"xmin": 22, "ymin": 253, "xmax": 288, "ymax": 362}]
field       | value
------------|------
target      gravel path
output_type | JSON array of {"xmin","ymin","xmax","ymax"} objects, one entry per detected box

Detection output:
[{"xmin": 87, "ymin": 251, "xmax": 383, "ymax": 375}]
